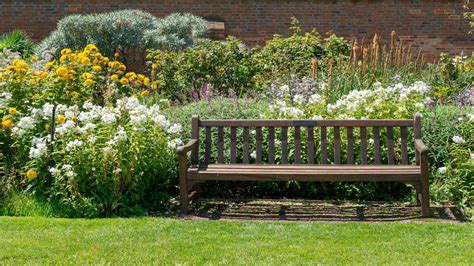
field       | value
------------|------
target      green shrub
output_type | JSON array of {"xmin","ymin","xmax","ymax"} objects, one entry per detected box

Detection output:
[
  {"xmin": 423, "ymin": 53, "xmax": 473, "ymax": 102},
  {"xmin": 38, "ymin": 10, "xmax": 158, "ymax": 59},
  {"xmin": 253, "ymin": 18, "xmax": 324, "ymax": 88},
  {"xmin": 38, "ymin": 10, "xmax": 209, "ymax": 71},
  {"xmin": 425, "ymin": 106, "xmax": 473, "ymax": 210},
  {"xmin": 145, "ymin": 13, "xmax": 208, "ymax": 51},
  {"xmin": 0, "ymin": 30, "xmax": 35, "ymax": 58},
  {"xmin": 148, "ymin": 37, "xmax": 258, "ymax": 102}
]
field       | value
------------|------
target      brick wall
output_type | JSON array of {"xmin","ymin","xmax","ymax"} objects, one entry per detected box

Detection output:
[{"xmin": 1, "ymin": 0, "xmax": 473, "ymax": 60}]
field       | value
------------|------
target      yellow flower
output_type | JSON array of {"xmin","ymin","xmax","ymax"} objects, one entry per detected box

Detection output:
[
  {"xmin": 143, "ymin": 77, "xmax": 150, "ymax": 86},
  {"xmin": 32, "ymin": 93, "xmax": 41, "ymax": 100},
  {"xmin": 151, "ymin": 81, "xmax": 158, "ymax": 90},
  {"xmin": 55, "ymin": 66, "xmax": 68, "ymax": 77},
  {"xmin": 60, "ymin": 55, "xmax": 68, "ymax": 62},
  {"xmin": 114, "ymin": 52, "xmax": 120, "ymax": 58},
  {"xmin": 125, "ymin": 72, "xmax": 136, "ymax": 81},
  {"xmin": 120, "ymin": 77, "xmax": 129, "ymax": 85},
  {"xmin": 31, "ymin": 56, "xmax": 38, "ymax": 63},
  {"xmin": 110, "ymin": 74, "xmax": 118, "ymax": 81},
  {"xmin": 85, "ymin": 44, "xmax": 99, "ymax": 54},
  {"xmin": 140, "ymin": 90, "xmax": 149, "ymax": 97},
  {"xmin": 80, "ymin": 57, "xmax": 91, "ymax": 65},
  {"xmin": 137, "ymin": 74, "xmax": 145, "ymax": 81},
  {"xmin": 8, "ymin": 107, "xmax": 17, "ymax": 115},
  {"xmin": 2, "ymin": 118, "xmax": 13, "ymax": 129},
  {"xmin": 81, "ymin": 73, "xmax": 93, "ymax": 80},
  {"xmin": 61, "ymin": 48, "xmax": 72, "ymax": 55},
  {"xmin": 92, "ymin": 65, "xmax": 102, "ymax": 72},
  {"xmin": 45, "ymin": 61, "xmax": 54, "ymax": 69},
  {"xmin": 69, "ymin": 53, "xmax": 76, "ymax": 61},
  {"xmin": 71, "ymin": 91, "xmax": 80, "ymax": 99},
  {"xmin": 26, "ymin": 169, "xmax": 38, "ymax": 180},
  {"xmin": 56, "ymin": 115, "xmax": 65, "ymax": 124},
  {"xmin": 84, "ymin": 78, "xmax": 94, "ymax": 86},
  {"xmin": 38, "ymin": 71, "xmax": 48, "ymax": 79},
  {"xmin": 101, "ymin": 57, "xmax": 110, "ymax": 64}
]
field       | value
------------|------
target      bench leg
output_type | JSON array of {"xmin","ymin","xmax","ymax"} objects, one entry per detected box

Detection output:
[
  {"xmin": 409, "ymin": 182, "xmax": 421, "ymax": 205},
  {"xmin": 178, "ymin": 155, "xmax": 189, "ymax": 215},
  {"xmin": 420, "ymin": 152, "xmax": 432, "ymax": 217}
]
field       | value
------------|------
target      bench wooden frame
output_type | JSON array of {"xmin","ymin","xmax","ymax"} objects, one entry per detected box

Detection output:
[{"xmin": 177, "ymin": 114, "xmax": 431, "ymax": 217}]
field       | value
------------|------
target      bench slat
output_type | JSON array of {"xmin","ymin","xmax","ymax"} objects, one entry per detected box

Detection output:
[
  {"xmin": 347, "ymin": 127, "xmax": 354, "ymax": 164},
  {"xmin": 243, "ymin": 127, "xmax": 249, "ymax": 164},
  {"xmin": 307, "ymin": 126, "xmax": 315, "ymax": 164},
  {"xmin": 387, "ymin": 126, "xmax": 395, "ymax": 165},
  {"xmin": 200, "ymin": 119, "xmax": 413, "ymax": 127},
  {"xmin": 334, "ymin": 127, "xmax": 341, "ymax": 164},
  {"xmin": 295, "ymin": 126, "xmax": 301, "ymax": 164},
  {"xmin": 217, "ymin": 127, "xmax": 224, "ymax": 163},
  {"xmin": 321, "ymin": 127, "xmax": 327, "ymax": 164},
  {"xmin": 360, "ymin": 127, "xmax": 368, "ymax": 164},
  {"xmin": 281, "ymin": 127, "xmax": 288, "ymax": 164},
  {"xmin": 374, "ymin": 127, "xmax": 381, "ymax": 164},
  {"xmin": 400, "ymin": 126, "xmax": 409, "ymax": 165},
  {"xmin": 205, "ymin": 127, "xmax": 212, "ymax": 164},
  {"xmin": 188, "ymin": 165, "xmax": 420, "ymax": 182},
  {"xmin": 256, "ymin": 127, "xmax": 263, "ymax": 164},
  {"xmin": 268, "ymin": 127, "xmax": 275, "ymax": 164},
  {"xmin": 230, "ymin": 127, "xmax": 237, "ymax": 163}
]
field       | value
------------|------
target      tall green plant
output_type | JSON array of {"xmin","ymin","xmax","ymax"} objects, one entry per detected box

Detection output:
[{"xmin": 0, "ymin": 30, "xmax": 35, "ymax": 58}]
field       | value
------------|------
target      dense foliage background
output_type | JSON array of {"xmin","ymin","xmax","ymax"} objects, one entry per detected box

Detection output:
[{"xmin": 0, "ymin": 10, "xmax": 472, "ymax": 218}]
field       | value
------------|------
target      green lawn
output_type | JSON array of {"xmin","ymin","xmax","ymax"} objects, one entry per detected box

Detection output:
[{"xmin": 0, "ymin": 216, "xmax": 472, "ymax": 264}]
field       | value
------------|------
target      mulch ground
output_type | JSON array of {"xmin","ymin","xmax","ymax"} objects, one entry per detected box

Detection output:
[{"xmin": 184, "ymin": 198, "xmax": 467, "ymax": 222}]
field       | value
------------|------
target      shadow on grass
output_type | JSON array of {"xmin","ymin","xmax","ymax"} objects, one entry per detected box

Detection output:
[{"xmin": 186, "ymin": 199, "xmax": 467, "ymax": 222}]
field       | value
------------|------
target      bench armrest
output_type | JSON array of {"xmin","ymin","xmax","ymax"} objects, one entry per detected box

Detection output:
[
  {"xmin": 415, "ymin": 139, "xmax": 428, "ymax": 154},
  {"xmin": 177, "ymin": 139, "xmax": 198, "ymax": 155}
]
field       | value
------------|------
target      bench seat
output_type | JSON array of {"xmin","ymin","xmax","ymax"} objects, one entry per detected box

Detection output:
[
  {"xmin": 178, "ymin": 115, "xmax": 431, "ymax": 217},
  {"xmin": 188, "ymin": 165, "xmax": 421, "ymax": 182}
]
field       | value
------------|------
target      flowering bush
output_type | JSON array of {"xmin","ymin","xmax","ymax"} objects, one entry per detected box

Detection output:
[
  {"xmin": 0, "ymin": 44, "xmax": 154, "ymax": 109},
  {"xmin": 1, "ymin": 44, "xmax": 178, "ymax": 217},
  {"xmin": 267, "ymin": 79, "xmax": 430, "ymax": 120},
  {"xmin": 2, "ymin": 96, "xmax": 181, "ymax": 217}
]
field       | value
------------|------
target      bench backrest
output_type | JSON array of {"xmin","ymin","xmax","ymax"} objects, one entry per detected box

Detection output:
[{"xmin": 189, "ymin": 114, "xmax": 422, "ymax": 166}]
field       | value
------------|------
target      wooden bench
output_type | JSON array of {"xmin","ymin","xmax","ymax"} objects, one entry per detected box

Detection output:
[{"xmin": 177, "ymin": 114, "xmax": 431, "ymax": 217}]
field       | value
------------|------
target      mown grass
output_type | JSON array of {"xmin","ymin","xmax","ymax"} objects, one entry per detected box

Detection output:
[{"xmin": 0, "ymin": 216, "xmax": 472, "ymax": 264}]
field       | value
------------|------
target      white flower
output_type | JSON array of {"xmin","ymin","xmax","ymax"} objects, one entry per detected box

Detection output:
[
  {"xmin": 83, "ymin": 102, "xmax": 94, "ymax": 109},
  {"xmin": 124, "ymin": 97, "xmax": 140, "ymax": 110},
  {"xmin": 29, "ymin": 138, "xmax": 48, "ymax": 159},
  {"xmin": 87, "ymin": 135, "xmax": 97, "ymax": 144},
  {"xmin": 79, "ymin": 122, "xmax": 96, "ymax": 133},
  {"xmin": 368, "ymin": 138, "xmax": 374, "ymax": 145},
  {"xmin": 101, "ymin": 112, "xmax": 117, "ymax": 124},
  {"xmin": 113, "ymin": 168, "xmax": 122, "ymax": 174},
  {"xmin": 168, "ymin": 138, "xmax": 183, "ymax": 149},
  {"xmin": 55, "ymin": 120, "xmax": 76, "ymax": 135},
  {"xmin": 452, "ymin": 136, "xmax": 465, "ymax": 144},
  {"xmin": 309, "ymin": 94, "xmax": 322, "ymax": 104},
  {"xmin": 12, "ymin": 116, "xmax": 35, "ymax": 137},
  {"xmin": 293, "ymin": 94, "xmax": 305, "ymax": 105},
  {"xmin": 61, "ymin": 164, "xmax": 73, "ymax": 171},
  {"xmin": 250, "ymin": 151, "xmax": 257, "ymax": 159},
  {"xmin": 65, "ymin": 140, "xmax": 83, "ymax": 151},
  {"xmin": 437, "ymin": 167, "xmax": 447, "ymax": 174},
  {"xmin": 167, "ymin": 123, "xmax": 182, "ymax": 134},
  {"xmin": 42, "ymin": 103, "xmax": 55, "ymax": 118},
  {"xmin": 414, "ymin": 102, "xmax": 424, "ymax": 109},
  {"xmin": 49, "ymin": 167, "xmax": 61, "ymax": 176}
]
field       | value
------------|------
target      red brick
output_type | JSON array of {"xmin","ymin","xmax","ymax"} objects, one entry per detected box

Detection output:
[{"xmin": 0, "ymin": 0, "xmax": 471, "ymax": 60}]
